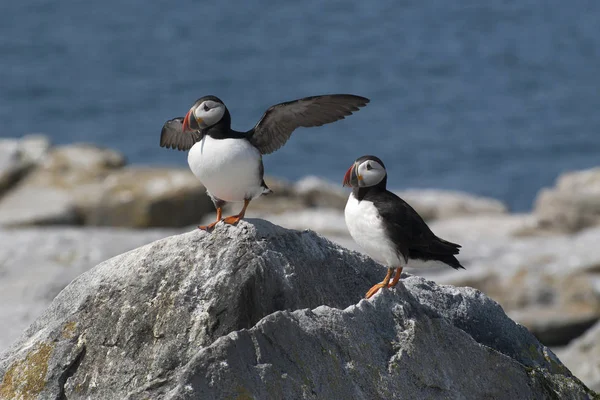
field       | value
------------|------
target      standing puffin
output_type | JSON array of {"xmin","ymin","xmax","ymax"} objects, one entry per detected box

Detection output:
[
  {"xmin": 160, "ymin": 94, "xmax": 369, "ymax": 230},
  {"xmin": 343, "ymin": 155, "xmax": 464, "ymax": 299}
]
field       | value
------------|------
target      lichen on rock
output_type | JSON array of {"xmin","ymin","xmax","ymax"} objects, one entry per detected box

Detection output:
[{"xmin": 0, "ymin": 342, "xmax": 54, "ymax": 400}]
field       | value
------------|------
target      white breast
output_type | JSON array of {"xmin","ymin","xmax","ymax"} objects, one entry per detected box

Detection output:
[
  {"xmin": 188, "ymin": 136, "xmax": 263, "ymax": 202},
  {"xmin": 344, "ymin": 193, "xmax": 404, "ymax": 268}
]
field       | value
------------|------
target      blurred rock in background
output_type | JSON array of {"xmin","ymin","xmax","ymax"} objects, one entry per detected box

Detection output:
[
  {"xmin": 0, "ymin": 135, "xmax": 50, "ymax": 196},
  {"xmin": 532, "ymin": 168, "xmax": 600, "ymax": 234}
]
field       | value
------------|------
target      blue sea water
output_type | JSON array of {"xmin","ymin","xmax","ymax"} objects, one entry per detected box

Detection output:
[{"xmin": 1, "ymin": 0, "xmax": 600, "ymax": 211}]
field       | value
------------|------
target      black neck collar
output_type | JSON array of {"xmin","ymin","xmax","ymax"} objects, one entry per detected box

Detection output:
[
  {"xmin": 352, "ymin": 176, "xmax": 388, "ymax": 201},
  {"xmin": 203, "ymin": 109, "xmax": 235, "ymax": 139}
]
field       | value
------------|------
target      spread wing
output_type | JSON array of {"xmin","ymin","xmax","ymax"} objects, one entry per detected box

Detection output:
[
  {"xmin": 246, "ymin": 94, "xmax": 369, "ymax": 155},
  {"xmin": 159, "ymin": 117, "xmax": 202, "ymax": 151}
]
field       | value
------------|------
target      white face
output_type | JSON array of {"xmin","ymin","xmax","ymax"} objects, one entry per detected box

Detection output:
[
  {"xmin": 193, "ymin": 100, "xmax": 225, "ymax": 128},
  {"xmin": 356, "ymin": 159, "xmax": 386, "ymax": 187}
]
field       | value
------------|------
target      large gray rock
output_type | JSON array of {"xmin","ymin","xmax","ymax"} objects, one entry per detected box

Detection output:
[
  {"xmin": 168, "ymin": 287, "xmax": 587, "ymax": 400},
  {"xmin": 533, "ymin": 167, "xmax": 600, "ymax": 234},
  {"xmin": 0, "ymin": 220, "xmax": 594, "ymax": 399}
]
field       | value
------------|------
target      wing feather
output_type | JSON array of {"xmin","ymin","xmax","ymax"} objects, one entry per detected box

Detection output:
[
  {"xmin": 374, "ymin": 192, "xmax": 462, "ymax": 258},
  {"xmin": 247, "ymin": 94, "xmax": 369, "ymax": 154},
  {"xmin": 159, "ymin": 117, "xmax": 202, "ymax": 151}
]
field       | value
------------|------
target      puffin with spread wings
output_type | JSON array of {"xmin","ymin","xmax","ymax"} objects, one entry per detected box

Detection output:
[{"xmin": 160, "ymin": 94, "xmax": 369, "ymax": 230}]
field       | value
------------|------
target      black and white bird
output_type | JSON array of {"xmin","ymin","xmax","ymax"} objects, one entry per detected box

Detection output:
[
  {"xmin": 160, "ymin": 94, "xmax": 369, "ymax": 230},
  {"xmin": 343, "ymin": 155, "xmax": 464, "ymax": 299}
]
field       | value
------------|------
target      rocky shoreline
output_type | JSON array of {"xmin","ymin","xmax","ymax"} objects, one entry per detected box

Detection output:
[
  {"xmin": 0, "ymin": 135, "xmax": 509, "ymax": 229},
  {"xmin": 2, "ymin": 134, "xmax": 600, "ymax": 392}
]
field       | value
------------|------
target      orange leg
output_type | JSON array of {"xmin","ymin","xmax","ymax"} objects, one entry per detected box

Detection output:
[
  {"xmin": 222, "ymin": 199, "xmax": 250, "ymax": 225},
  {"xmin": 198, "ymin": 207, "xmax": 223, "ymax": 230},
  {"xmin": 365, "ymin": 268, "xmax": 393, "ymax": 299},
  {"xmin": 387, "ymin": 267, "xmax": 403, "ymax": 288}
]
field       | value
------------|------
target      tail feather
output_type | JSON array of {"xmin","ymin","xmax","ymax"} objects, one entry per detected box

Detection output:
[
  {"xmin": 437, "ymin": 253, "xmax": 465, "ymax": 270},
  {"xmin": 410, "ymin": 237, "xmax": 465, "ymax": 270},
  {"xmin": 430, "ymin": 237, "xmax": 461, "ymax": 255}
]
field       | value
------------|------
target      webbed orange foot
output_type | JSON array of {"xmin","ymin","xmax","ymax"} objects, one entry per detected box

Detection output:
[
  {"xmin": 198, "ymin": 207, "xmax": 223, "ymax": 231},
  {"xmin": 221, "ymin": 199, "xmax": 250, "ymax": 226},
  {"xmin": 365, "ymin": 268, "xmax": 393, "ymax": 299},
  {"xmin": 222, "ymin": 215, "xmax": 243, "ymax": 225},
  {"xmin": 198, "ymin": 219, "xmax": 222, "ymax": 231},
  {"xmin": 366, "ymin": 283, "xmax": 387, "ymax": 299}
]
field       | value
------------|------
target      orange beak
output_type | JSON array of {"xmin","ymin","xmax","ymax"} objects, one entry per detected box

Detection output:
[
  {"xmin": 343, "ymin": 163, "xmax": 362, "ymax": 187},
  {"xmin": 182, "ymin": 109, "xmax": 192, "ymax": 133},
  {"xmin": 343, "ymin": 165, "xmax": 354, "ymax": 187}
]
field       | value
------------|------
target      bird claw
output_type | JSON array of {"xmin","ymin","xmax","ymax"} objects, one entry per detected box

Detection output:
[
  {"xmin": 365, "ymin": 268, "xmax": 394, "ymax": 299},
  {"xmin": 222, "ymin": 215, "xmax": 242, "ymax": 225},
  {"xmin": 198, "ymin": 220, "xmax": 222, "ymax": 231}
]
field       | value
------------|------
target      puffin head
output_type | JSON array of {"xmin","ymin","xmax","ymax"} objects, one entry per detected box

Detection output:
[
  {"xmin": 343, "ymin": 155, "xmax": 387, "ymax": 188},
  {"xmin": 182, "ymin": 95, "xmax": 227, "ymax": 132}
]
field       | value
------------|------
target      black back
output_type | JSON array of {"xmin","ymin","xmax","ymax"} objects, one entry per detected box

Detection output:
[{"xmin": 354, "ymin": 183, "xmax": 464, "ymax": 270}]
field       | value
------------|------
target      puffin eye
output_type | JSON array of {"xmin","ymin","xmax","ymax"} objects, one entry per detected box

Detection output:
[
  {"xmin": 366, "ymin": 163, "xmax": 372, "ymax": 171},
  {"xmin": 202, "ymin": 104, "xmax": 210, "ymax": 112}
]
